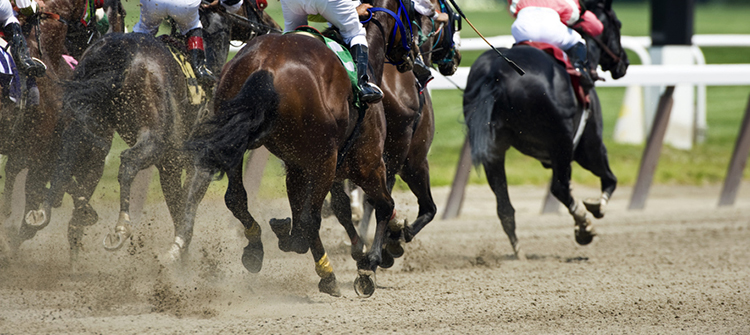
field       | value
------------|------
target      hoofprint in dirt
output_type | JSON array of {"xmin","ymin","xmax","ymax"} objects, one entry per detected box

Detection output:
[{"xmin": 0, "ymin": 183, "xmax": 748, "ymax": 333}]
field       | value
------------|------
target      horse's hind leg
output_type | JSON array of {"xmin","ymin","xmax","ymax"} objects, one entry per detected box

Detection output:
[
  {"xmin": 329, "ymin": 181, "xmax": 366, "ymax": 261},
  {"xmin": 482, "ymin": 152, "xmax": 522, "ymax": 258},
  {"xmin": 169, "ymin": 165, "xmax": 212, "ymax": 263},
  {"xmin": 155, "ymin": 160, "xmax": 188, "ymax": 259},
  {"xmin": 103, "ymin": 131, "xmax": 163, "ymax": 251},
  {"xmin": 223, "ymin": 162, "xmax": 266, "ymax": 273},
  {"xmin": 280, "ymin": 163, "xmax": 341, "ymax": 296}
]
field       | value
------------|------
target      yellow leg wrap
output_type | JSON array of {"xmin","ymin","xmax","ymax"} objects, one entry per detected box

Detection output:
[
  {"xmin": 315, "ymin": 253, "xmax": 334, "ymax": 278},
  {"xmin": 244, "ymin": 223, "xmax": 261, "ymax": 243}
]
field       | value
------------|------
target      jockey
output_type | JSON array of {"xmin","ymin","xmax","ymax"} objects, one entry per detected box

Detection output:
[
  {"xmin": 280, "ymin": 0, "xmax": 383, "ymax": 103},
  {"xmin": 1, "ymin": 0, "xmax": 46, "ymax": 77},
  {"xmin": 507, "ymin": 0, "xmax": 603, "ymax": 92},
  {"xmin": 132, "ymin": 0, "xmax": 244, "ymax": 89},
  {"xmin": 411, "ymin": 0, "xmax": 449, "ymax": 88}
]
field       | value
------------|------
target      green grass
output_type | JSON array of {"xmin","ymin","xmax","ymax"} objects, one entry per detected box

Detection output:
[{"xmin": 29, "ymin": 1, "xmax": 750, "ymax": 203}]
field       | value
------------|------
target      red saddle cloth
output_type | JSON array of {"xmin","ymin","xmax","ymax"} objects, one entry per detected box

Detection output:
[{"xmin": 516, "ymin": 41, "xmax": 589, "ymax": 109}]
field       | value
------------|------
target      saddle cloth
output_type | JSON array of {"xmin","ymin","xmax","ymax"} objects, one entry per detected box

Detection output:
[
  {"xmin": 165, "ymin": 43, "xmax": 206, "ymax": 105},
  {"xmin": 516, "ymin": 41, "xmax": 589, "ymax": 109},
  {"xmin": 0, "ymin": 42, "xmax": 22, "ymax": 103}
]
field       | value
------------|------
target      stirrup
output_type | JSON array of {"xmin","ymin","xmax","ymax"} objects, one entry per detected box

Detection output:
[{"xmin": 359, "ymin": 82, "xmax": 383, "ymax": 104}]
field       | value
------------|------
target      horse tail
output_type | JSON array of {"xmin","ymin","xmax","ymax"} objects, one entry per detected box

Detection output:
[
  {"xmin": 187, "ymin": 70, "xmax": 279, "ymax": 174},
  {"xmin": 463, "ymin": 71, "xmax": 497, "ymax": 167}
]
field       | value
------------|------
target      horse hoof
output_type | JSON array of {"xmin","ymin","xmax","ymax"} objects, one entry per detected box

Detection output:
[
  {"xmin": 269, "ymin": 217, "xmax": 291, "ymax": 238},
  {"xmin": 385, "ymin": 242, "xmax": 404, "ymax": 258},
  {"xmin": 318, "ymin": 274, "xmax": 341, "ymax": 297},
  {"xmin": 574, "ymin": 225, "xmax": 596, "ymax": 245},
  {"xmin": 380, "ymin": 249, "xmax": 394, "ymax": 269},
  {"xmin": 583, "ymin": 198, "xmax": 605, "ymax": 219},
  {"xmin": 74, "ymin": 203, "xmax": 99, "ymax": 226},
  {"xmin": 102, "ymin": 225, "xmax": 131, "ymax": 251},
  {"xmin": 353, "ymin": 270, "xmax": 376, "ymax": 298},
  {"xmin": 241, "ymin": 240, "xmax": 264, "ymax": 273},
  {"xmin": 24, "ymin": 209, "xmax": 47, "ymax": 228}
]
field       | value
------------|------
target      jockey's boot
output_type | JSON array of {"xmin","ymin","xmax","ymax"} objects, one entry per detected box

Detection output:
[
  {"xmin": 5, "ymin": 23, "xmax": 46, "ymax": 77},
  {"xmin": 186, "ymin": 28, "xmax": 217, "ymax": 90},
  {"xmin": 412, "ymin": 54, "xmax": 434, "ymax": 89},
  {"xmin": 351, "ymin": 44, "xmax": 383, "ymax": 104},
  {"xmin": 568, "ymin": 42, "xmax": 594, "ymax": 93}
]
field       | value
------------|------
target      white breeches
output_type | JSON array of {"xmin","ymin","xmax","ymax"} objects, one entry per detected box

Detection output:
[
  {"xmin": 281, "ymin": 0, "xmax": 368, "ymax": 46},
  {"xmin": 511, "ymin": 6, "xmax": 584, "ymax": 51},
  {"xmin": 133, "ymin": 0, "xmax": 203, "ymax": 35}
]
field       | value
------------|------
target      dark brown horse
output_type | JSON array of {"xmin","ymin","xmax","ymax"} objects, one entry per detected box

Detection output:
[
  {"xmin": 182, "ymin": 0, "xmax": 421, "ymax": 297},
  {"xmin": 330, "ymin": 0, "xmax": 461, "ymax": 271},
  {"xmin": 21, "ymin": 4, "xmax": 277, "ymax": 261},
  {"xmin": 0, "ymin": 0, "xmax": 124, "ymax": 254}
]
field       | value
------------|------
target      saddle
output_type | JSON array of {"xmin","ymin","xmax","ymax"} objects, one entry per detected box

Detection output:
[{"xmin": 516, "ymin": 41, "xmax": 589, "ymax": 109}]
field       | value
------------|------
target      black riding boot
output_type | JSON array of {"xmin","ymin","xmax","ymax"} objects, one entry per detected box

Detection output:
[
  {"xmin": 412, "ymin": 54, "xmax": 433, "ymax": 89},
  {"xmin": 186, "ymin": 28, "xmax": 217, "ymax": 89},
  {"xmin": 4, "ymin": 23, "xmax": 46, "ymax": 77},
  {"xmin": 351, "ymin": 44, "xmax": 383, "ymax": 104},
  {"xmin": 567, "ymin": 42, "xmax": 594, "ymax": 93}
]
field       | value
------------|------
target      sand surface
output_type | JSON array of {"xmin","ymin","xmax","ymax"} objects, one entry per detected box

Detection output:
[{"xmin": 1, "ymin": 181, "xmax": 748, "ymax": 334}]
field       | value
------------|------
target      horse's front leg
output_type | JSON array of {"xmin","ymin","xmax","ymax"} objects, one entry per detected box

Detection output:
[
  {"xmin": 104, "ymin": 131, "xmax": 163, "ymax": 251},
  {"xmin": 549, "ymin": 156, "xmax": 596, "ymax": 246},
  {"xmin": 329, "ymin": 181, "xmax": 366, "ymax": 261},
  {"xmin": 353, "ymin": 162, "xmax": 395, "ymax": 297}
]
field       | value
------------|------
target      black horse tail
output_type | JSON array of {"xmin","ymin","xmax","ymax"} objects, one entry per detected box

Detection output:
[
  {"xmin": 187, "ymin": 70, "xmax": 279, "ymax": 174},
  {"xmin": 463, "ymin": 78, "xmax": 497, "ymax": 167}
]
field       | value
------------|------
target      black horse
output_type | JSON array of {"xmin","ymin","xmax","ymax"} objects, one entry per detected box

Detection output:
[{"xmin": 463, "ymin": 0, "xmax": 629, "ymax": 257}]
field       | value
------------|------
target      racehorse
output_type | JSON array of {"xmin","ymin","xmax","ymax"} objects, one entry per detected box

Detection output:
[
  {"xmin": 335, "ymin": 0, "xmax": 462, "ymax": 268},
  {"xmin": 463, "ymin": 0, "xmax": 628, "ymax": 257},
  {"xmin": 182, "ymin": 0, "xmax": 422, "ymax": 297},
  {"xmin": 22, "ymin": 4, "xmax": 279, "ymax": 260},
  {"xmin": 0, "ymin": 0, "xmax": 124, "ymax": 254}
]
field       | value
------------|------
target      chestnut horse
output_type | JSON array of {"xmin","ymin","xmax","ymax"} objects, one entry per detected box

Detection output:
[
  {"xmin": 0, "ymin": 0, "xmax": 124, "ymax": 254},
  {"xmin": 182, "ymin": 0, "xmax": 421, "ymax": 297},
  {"xmin": 463, "ymin": 0, "xmax": 629, "ymax": 257}
]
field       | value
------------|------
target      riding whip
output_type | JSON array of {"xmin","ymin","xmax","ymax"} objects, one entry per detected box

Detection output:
[{"xmin": 445, "ymin": 0, "xmax": 524, "ymax": 75}]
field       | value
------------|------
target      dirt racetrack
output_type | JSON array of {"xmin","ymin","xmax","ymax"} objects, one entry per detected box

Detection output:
[{"xmin": 0, "ymin": 180, "xmax": 748, "ymax": 334}]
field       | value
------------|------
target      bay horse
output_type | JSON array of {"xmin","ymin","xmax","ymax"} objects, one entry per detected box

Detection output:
[
  {"xmin": 334, "ymin": 0, "xmax": 462, "ymax": 269},
  {"xmin": 0, "ymin": 0, "xmax": 124, "ymax": 254},
  {"xmin": 463, "ymin": 0, "xmax": 629, "ymax": 257},
  {"xmin": 182, "ymin": 0, "xmax": 421, "ymax": 297}
]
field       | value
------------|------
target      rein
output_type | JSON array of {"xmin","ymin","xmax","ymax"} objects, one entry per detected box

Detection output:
[
  {"xmin": 580, "ymin": 5, "xmax": 621, "ymax": 64},
  {"xmin": 361, "ymin": 0, "xmax": 415, "ymax": 67},
  {"xmin": 200, "ymin": 0, "xmax": 281, "ymax": 35}
]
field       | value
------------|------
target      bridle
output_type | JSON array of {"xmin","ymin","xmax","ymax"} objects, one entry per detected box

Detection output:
[{"xmin": 361, "ymin": 0, "xmax": 417, "ymax": 68}]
